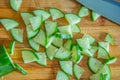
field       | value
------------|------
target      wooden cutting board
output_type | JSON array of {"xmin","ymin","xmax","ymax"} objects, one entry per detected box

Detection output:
[{"xmin": 0, "ymin": 0, "xmax": 120, "ymax": 80}]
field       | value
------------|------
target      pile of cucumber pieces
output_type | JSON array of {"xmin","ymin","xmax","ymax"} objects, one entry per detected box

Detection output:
[{"xmin": 0, "ymin": 0, "xmax": 116, "ymax": 79}]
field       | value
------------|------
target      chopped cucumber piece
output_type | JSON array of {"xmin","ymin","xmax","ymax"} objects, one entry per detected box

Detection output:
[
  {"xmin": 55, "ymin": 32, "xmax": 72, "ymax": 39},
  {"xmin": 29, "ymin": 16, "xmax": 42, "ymax": 31},
  {"xmin": 55, "ymin": 46, "xmax": 71, "ymax": 60},
  {"xmin": 52, "ymin": 37, "xmax": 63, "ymax": 48},
  {"xmin": 72, "ymin": 24, "xmax": 81, "ymax": 33},
  {"xmin": 46, "ymin": 36, "xmax": 55, "ymax": 48},
  {"xmin": 78, "ymin": 6, "xmax": 89, "ymax": 17},
  {"xmin": 98, "ymin": 42, "xmax": 109, "ymax": 53},
  {"xmin": 46, "ymin": 45, "xmax": 58, "ymax": 60},
  {"xmin": 33, "ymin": 9, "xmax": 50, "ymax": 21},
  {"xmin": 65, "ymin": 13, "xmax": 81, "ymax": 25},
  {"xmin": 88, "ymin": 57, "xmax": 103, "ymax": 73},
  {"xmin": 103, "ymin": 56, "xmax": 117, "ymax": 64},
  {"xmin": 33, "ymin": 30, "xmax": 47, "ymax": 47},
  {"xmin": 59, "ymin": 61, "xmax": 73, "ymax": 75},
  {"xmin": 89, "ymin": 46, "xmax": 98, "ymax": 56},
  {"xmin": 91, "ymin": 11, "xmax": 100, "ymax": 21},
  {"xmin": 64, "ymin": 39, "xmax": 73, "ymax": 51},
  {"xmin": 10, "ymin": 0, "xmax": 22, "ymax": 11},
  {"xmin": 49, "ymin": 8, "xmax": 64, "ymax": 20},
  {"xmin": 10, "ymin": 28, "xmax": 23, "ymax": 43},
  {"xmin": 82, "ymin": 49, "xmax": 93, "ymax": 57},
  {"xmin": 22, "ymin": 50, "xmax": 38, "ymax": 63},
  {"xmin": 73, "ymin": 64, "xmax": 84, "ymax": 80},
  {"xmin": 56, "ymin": 70, "xmax": 69, "ymax": 80},
  {"xmin": 35, "ymin": 52, "xmax": 46, "ymax": 66},
  {"xmin": 9, "ymin": 40, "xmax": 15, "ymax": 55},
  {"xmin": 45, "ymin": 21, "xmax": 58, "ymax": 37},
  {"xmin": 14, "ymin": 63, "xmax": 27, "ymax": 75},
  {"xmin": 28, "ymin": 39, "xmax": 40, "ymax": 51},
  {"xmin": 0, "ymin": 18, "xmax": 19, "ymax": 30},
  {"xmin": 105, "ymin": 33, "xmax": 114, "ymax": 45},
  {"xmin": 90, "ymin": 73, "xmax": 103, "ymax": 80}
]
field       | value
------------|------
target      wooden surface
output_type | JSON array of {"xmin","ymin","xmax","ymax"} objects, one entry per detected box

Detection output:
[{"xmin": 0, "ymin": 0, "xmax": 120, "ymax": 80}]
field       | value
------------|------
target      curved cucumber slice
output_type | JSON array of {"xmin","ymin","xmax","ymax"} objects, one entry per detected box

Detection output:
[
  {"xmin": 9, "ymin": 40, "xmax": 15, "ymax": 55},
  {"xmin": 103, "ymin": 56, "xmax": 117, "ymax": 65},
  {"xmin": 55, "ymin": 46, "xmax": 71, "ymax": 60},
  {"xmin": 105, "ymin": 33, "xmax": 114, "ymax": 45},
  {"xmin": 56, "ymin": 70, "xmax": 69, "ymax": 80},
  {"xmin": 52, "ymin": 37, "xmax": 63, "ymax": 48},
  {"xmin": 60, "ymin": 61, "xmax": 73, "ymax": 75},
  {"xmin": 10, "ymin": 28, "xmax": 23, "ymax": 43},
  {"xmin": 55, "ymin": 32, "xmax": 72, "ymax": 39},
  {"xmin": 98, "ymin": 42, "xmax": 109, "ymax": 53},
  {"xmin": 91, "ymin": 11, "xmax": 100, "ymax": 22},
  {"xmin": 0, "ymin": 18, "xmax": 19, "ymax": 30},
  {"xmin": 10, "ymin": 0, "xmax": 22, "ymax": 11},
  {"xmin": 65, "ymin": 13, "xmax": 81, "ymax": 25},
  {"xmin": 64, "ymin": 39, "xmax": 73, "ymax": 51},
  {"xmin": 49, "ymin": 8, "xmax": 64, "ymax": 20},
  {"xmin": 33, "ymin": 9, "xmax": 50, "ymax": 21},
  {"xmin": 35, "ymin": 52, "xmax": 46, "ymax": 66},
  {"xmin": 73, "ymin": 64, "xmax": 84, "ymax": 80},
  {"xmin": 78, "ymin": 6, "xmax": 89, "ymax": 17},
  {"xmin": 88, "ymin": 57, "xmax": 103, "ymax": 73},
  {"xmin": 72, "ymin": 24, "xmax": 81, "ymax": 33}
]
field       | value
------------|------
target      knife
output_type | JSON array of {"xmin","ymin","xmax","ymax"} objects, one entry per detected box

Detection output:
[{"xmin": 77, "ymin": 0, "xmax": 120, "ymax": 25}]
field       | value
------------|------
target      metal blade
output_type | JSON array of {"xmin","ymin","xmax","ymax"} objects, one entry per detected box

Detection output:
[{"xmin": 77, "ymin": 0, "xmax": 120, "ymax": 25}]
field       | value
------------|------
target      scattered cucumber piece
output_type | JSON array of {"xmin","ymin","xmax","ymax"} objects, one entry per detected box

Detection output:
[
  {"xmin": 9, "ymin": 40, "xmax": 15, "ymax": 55},
  {"xmin": 52, "ymin": 37, "xmax": 63, "ymax": 48},
  {"xmin": 105, "ymin": 33, "xmax": 114, "ymax": 45},
  {"xmin": 103, "ymin": 56, "xmax": 117, "ymax": 65},
  {"xmin": 55, "ymin": 32, "xmax": 72, "ymax": 39},
  {"xmin": 46, "ymin": 36, "xmax": 55, "ymax": 48},
  {"xmin": 64, "ymin": 39, "xmax": 73, "ymax": 51},
  {"xmin": 82, "ymin": 49, "xmax": 93, "ymax": 57},
  {"xmin": 71, "ymin": 24, "xmax": 81, "ymax": 33},
  {"xmin": 89, "ymin": 46, "xmax": 98, "ymax": 56},
  {"xmin": 91, "ymin": 11, "xmax": 100, "ymax": 22},
  {"xmin": 78, "ymin": 6, "xmax": 89, "ymax": 17},
  {"xmin": 98, "ymin": 42, "xmax": 109, "ymax": 53},
  {"xmin": 56, "ymin": 70, "xmax": 69, "ymax": 80},
  {"xmin": 90, "ymin": 73, "xmax": 103, "ymax": 80}
]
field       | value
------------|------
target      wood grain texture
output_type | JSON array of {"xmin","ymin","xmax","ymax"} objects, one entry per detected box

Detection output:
[{"xmin": 0, "ymin": 0, "xmax": 120, "ymax": 80}]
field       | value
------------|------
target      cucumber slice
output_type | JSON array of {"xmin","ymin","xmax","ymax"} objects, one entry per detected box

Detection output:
[
  {"xmin": 98, "ymin": 42, "xmax": 109, "ymax": 52},
  {"xmin": 35, "ymin": 52, "xmax": 46, "ymax": 66},
  {"xmin": 22, "ymin": 50, "xmax": 38, "ymax": 63},
  {"xmin": 52, "ymin": 37, "xmax": 63, "ymax": 48},
  {"xmin": 105, "ymin": 33, "xmax": 114, "ymax": 45},
  {"xmin": 88, "ymin": 57, "xmax": 103, "ymax": 73},
  {"xmin": 28, "ymin": 39, "xmax": 40, "ymax": 51},
  {"xmin": 33, "ymin": 29, "xmax": 47, "ymax": 47},
  {"xmin": 29, "ymin": 16, "xmax": 42, "ymax": 31},
  {"xmin": 78, "ymin": 6, "xmax": 89, "ymax": 17},
  {"xmin": 59, "ymin": 61, "xmax": 73, "ymax": 75},
  {"xmin": 103, "ymin": 56, "xmax": 117, "ymax": 64},
  {"xmin": 33, "ymin": 9, "xmax": 50, "ymax": 21},
  {"xmin": 72, "ymin": 24, "xmax": 81, "ymax": 33},
  {"xmin": 10, "ymin": 28, "xmax": 23, "ymax": 43},
  {"xmin": 45, "ymin": 21, "xmax": 58, "ymax": 37},
  {"xmin": 91, "ymin": 11, "xmax": 100, "ymax": 22},
  {"xmin": 55, "ymin": 32, "xmax": 72, "ymax": 39},
  {"xmin": 46, "ymin": 45, "xmax": 58, "ymax": 60},
  {"xmin": 9, "ymin": 40, "xmax": 15, "ymax": 55},
  {"xmin": 9, "ymin": 0, "xmax": 22, "ymax": 11},
  {"xmin": 73, "ymin": 64, "xmax": 84, "ymax": 80},
  {"xmin": 64, "ymin": 39, "xmax": 73, "ymax": 51},
  {"xmin": 55, "ymin": 46, "xmax": 71, "ymax": 60},
  {"xmin": 14, "ymin": 63, "xmax": 27, "ymax": 75},
  {"xmin": 0, "ymin": 18, "xmax": 19, "ymax": 30},
  {"xmin": 65, "ymin": 13, "xmax": 81, "ymax": 25},
  {"xmin": 82, "ymin": 49, "xmax": 93, "ymax": 57},
  {"xmin": 21, "ymin": 12, "xmax": 34, "ymax": 26},
  {"xmin": 89, "ymin": 46, "xmax": 98, "ymax": 56},
  {"xmin": 90, "ymin": 73, "xmax": 103, "ymax": 80},
  {"xmin": 49, "ymin": 8, "xmax": 64, "ymax": 20},
  {"xmin": 56, "ymin": 70, "xmax": 69, "ymax": 80},
  {"xmin": 46, "ymin": 36, "xmax": 55, "ymax": 48}
]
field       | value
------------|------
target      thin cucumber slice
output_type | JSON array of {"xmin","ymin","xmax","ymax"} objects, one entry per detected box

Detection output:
[
  {"xmin": 33, "ymin": 9, "xmax": 50, "ymax": 21},
  {"xmin": 78, "ymin": 6, "xmax": 89, "ymax": 17},
  {"xmin": 22, "ymin": 50, "xmax": 38, "ymax": 63},
  {"xmin": 46, "ymin": 36, "xmax": 55, "ymax": 48},
  {"xmin": 90, "ymin": 73, "xmax": 103, "ymax": 80},
  {"xmin": 55, "ymin": 32, "xmax": 72, "ymax": 39},
  {"xmin": 49, "ymin": 8, "xmax": 64, "ymax": 20},
  {"xmin": 72, "ymin": 24, "xmax": 81, "ymax": 33},
  {"xmin": 35, "ymin": 52, "xmax": 46, "ymax": 66},
  {"xmin": 88, "ymin": 57, "xmax": 103, "ymax": 73},
  {"xmin": 33, "ymin": 29, "xmax": 47, "ymax": 47},
  {"xmin": 9, "ymin": 40, "xmax": 15, "ymax": 55},
  {"xmin": 56, "ymin": 70, "xmax": 69, "ymax": 80},
  {"xmin": 14, "ymin": 63, "xmax": 27, "ymax": 75},
  {"xmin": 65, "ymin": 13, "xmax": 81, "ymax": 25},
  {"xmin": 103, "ymin": 56, "xmax": 117, "ymax": 65},
  {"xmin": 64, "ymin": 39, "xmax": 73, "ymax": 51},
  {"xmin": 46, "ymin": 45, "xmax": 58, "ymax": 60},
  {"xmin": 10, "ymin": 28, "xmax": 23, "ymax": 43},
  {"xmin": 98, "ymin": 42, "xmax": 109, "ymax": 53},
  {"xmin": 105, "ymin": 33, "xmax": 114, "ymax": 45},
  {"xmin": 45, "ymin": 21, "xmax": 58, "ymax": 37},
  {"xmin": 28, "ymin": 39, "xmax": 40, "ymax": 51},
  {"xmin": 55, "ymin": 46, "xmax": 71, "ymax": 60},
  {"xmin": 52, "ymin": 37, "xmax": 63, "ymax": 48},
  {"xmin": 29, "ymin": 16, "xmax": 42, "ymax": 31},
  {"xmin": 91, "ymin": 11, "xmax": 100, "ymax": 22},
  {"xmin": 73, "ymin": 64, "xmax": 84, "ymax": 80},
  {"xmin": 9, "ymin": 0, "xmax": 22, "ymax": 11},
  {"xmin": 59, "ymin": 61, "xmax": 73, "ymax": 75},
  {"xmin": 0, "ymin": 18, "xmax": 19, "ymax": 30},
  {"xmin": 20, "ymin": 12, "xmax": 34, "ymax": 26}
]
